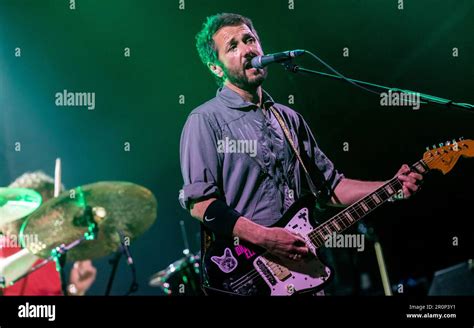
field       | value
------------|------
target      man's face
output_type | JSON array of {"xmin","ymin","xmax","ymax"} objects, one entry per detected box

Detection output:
[{"xmin": 212, "ymin": 24, "xmax": 268, "ymax": 90}]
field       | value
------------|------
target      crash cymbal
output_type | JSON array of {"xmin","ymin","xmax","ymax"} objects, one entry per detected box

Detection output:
[
  {"xmin": 0, "ymin": 188, "xmax": 42, "ymax": 228},
  {"xmin": 20, "ymin": 181, "xmax": 157, "ymax": 262}
]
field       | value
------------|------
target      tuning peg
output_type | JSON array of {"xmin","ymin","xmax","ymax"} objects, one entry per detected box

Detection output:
[
  {"xmin": 445, "ymin": 141, "xmax": 451, "ymax": 146},
  {"xmin": 459, "ymin": 136, "xmax": 464, "ymax": 141},
  {"xmin": 432, "ymin": 144, "xmax": 437, "ymax": 149},
  {"xmin": 425, "ymin": 146, "xmax": 430, "ymax": 152},
  {"xmin": 439, "ymin": 143, "xmax": 444, "ymax": 148}
]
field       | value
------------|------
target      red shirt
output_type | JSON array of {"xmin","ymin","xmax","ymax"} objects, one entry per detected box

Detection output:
[{"xmin": 0, "ymin": 242, "xmax": 62, "ymax": 296}]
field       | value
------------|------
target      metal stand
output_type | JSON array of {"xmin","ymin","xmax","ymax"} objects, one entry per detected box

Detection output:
[
  {"xmin": 358, "ymin": 222, "xmax": 392, "ymax": 296},
  {"xmin": 105, "ymin": 229, "xmax": 138, "ymax": 296},
  {"xmin": 105, "ymin": 251, "xmax": 122, "ymax": 296},
  {"xmin": 281, "ymin": 55, "xmax": 474, "ymax": 113}
]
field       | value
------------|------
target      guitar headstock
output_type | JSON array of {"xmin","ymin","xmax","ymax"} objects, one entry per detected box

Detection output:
[{"xmin": 423, "ymin": 138, "xmax": 474, "ymax": 174}]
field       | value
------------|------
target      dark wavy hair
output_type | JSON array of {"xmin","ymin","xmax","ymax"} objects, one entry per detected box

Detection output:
[{"xmin": 195, "ymin": 13, "xmax": 260, "ymax": 86}]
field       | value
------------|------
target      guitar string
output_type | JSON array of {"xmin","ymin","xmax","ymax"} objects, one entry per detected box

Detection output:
[
  {"xmin": 227, "ymin": 148, "xmax": 462, "ymax": 292},
  {"xmin": 229, "ymin": 178, "xmax": 406, "ymax": 291},
  {"xmin": 308, "ymin": 157, "xmax": 434, "ymax": 243},
  {"xmin": 229, "ymin": 193, "xmax": 402, "ymax": 292},
  {"xmin": 228, "ymin": 157, "xmax": 437, "ymax": 292},
  {"xmin": 229, "ymin": 180, "xmax": 402, "ymax": 290},
  {"xmin": 308, "ymin": 177, "xmax": 404, "ymax": 244},
  {"xmin": 228, "ymin": 188, "xmax": 390, "ymax": 292}
]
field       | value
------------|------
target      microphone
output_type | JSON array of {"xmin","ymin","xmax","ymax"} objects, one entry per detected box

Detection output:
[{"xmin": 251, "ymin": 49, "xmax": 305, "ymax": 69}]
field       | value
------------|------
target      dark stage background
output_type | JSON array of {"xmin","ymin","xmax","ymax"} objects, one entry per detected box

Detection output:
[{"xmin": 0, "ymin": 0, "xmax": 472, "ymax": 295}]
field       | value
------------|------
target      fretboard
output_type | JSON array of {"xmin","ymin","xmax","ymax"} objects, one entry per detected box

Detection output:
[{"xmin": 307, "ymin": 160, "xmax": 427, "ymax": 248}]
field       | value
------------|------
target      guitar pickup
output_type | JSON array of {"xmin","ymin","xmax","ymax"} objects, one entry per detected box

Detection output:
[
  {"xmin": 257, "ymin": 255, "xmax": 292, "ymax": 282},
  {"xmin": 255, "ymin": 259, "xmax": 277, "ymax": 286}
]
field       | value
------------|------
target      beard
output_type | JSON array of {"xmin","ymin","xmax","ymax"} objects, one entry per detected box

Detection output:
[{"xmin": 222, "ymin": 62, "xmax": 268, "ymax": 90}]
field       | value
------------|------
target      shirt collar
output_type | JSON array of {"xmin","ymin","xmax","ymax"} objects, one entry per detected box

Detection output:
[{"xmin": 217, "ymin": 85, "xmax": 275, "ymax": 110}]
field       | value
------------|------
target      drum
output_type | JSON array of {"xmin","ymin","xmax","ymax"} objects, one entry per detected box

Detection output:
[{"xmin": 149, "ymin": 253, "xmax": 202, "ymax": 295}]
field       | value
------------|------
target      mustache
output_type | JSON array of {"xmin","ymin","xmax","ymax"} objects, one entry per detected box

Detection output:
[{"xmin": 244, "ymin": 54, "xmax": 259, "ymax": 69}]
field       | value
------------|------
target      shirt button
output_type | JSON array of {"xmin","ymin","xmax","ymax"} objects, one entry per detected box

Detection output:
[{"xmin": 287, "ymin": 189, "xmax": 294, "ymax": 200}]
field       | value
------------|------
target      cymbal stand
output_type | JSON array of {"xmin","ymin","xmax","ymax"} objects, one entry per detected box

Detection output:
[{"xmin": 105, "ymin": 229, "xmax": 138, "ymax": 296}]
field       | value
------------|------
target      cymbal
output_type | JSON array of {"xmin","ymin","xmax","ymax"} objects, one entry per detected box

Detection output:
[
  {"xmin": 0, "ymin": 188, "xmax": 42, "ymax": 228},
  {"xmin": 20, "ymin": 181, "xmax": 157, "ymax": 262}
]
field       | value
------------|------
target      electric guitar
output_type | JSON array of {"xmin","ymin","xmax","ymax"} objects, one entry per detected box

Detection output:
[{"xmin": 201, "ymin": 138, "xmax": 474, "ymax": 295}]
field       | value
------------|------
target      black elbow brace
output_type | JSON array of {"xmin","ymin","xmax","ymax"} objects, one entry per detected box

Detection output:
[{"xmin": 202, "ymin": 199, "xmax": 241, "ymax": 237}]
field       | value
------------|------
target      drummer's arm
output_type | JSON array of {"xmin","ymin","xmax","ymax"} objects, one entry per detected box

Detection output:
[{"xmin": 189, "ymin": 199, "xmax": 266, "ymax": 246}]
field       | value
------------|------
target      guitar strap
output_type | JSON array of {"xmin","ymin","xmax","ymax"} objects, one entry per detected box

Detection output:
[{"xmin": 269, "ymin": 105, "xmax": 331, "ymax": 207}]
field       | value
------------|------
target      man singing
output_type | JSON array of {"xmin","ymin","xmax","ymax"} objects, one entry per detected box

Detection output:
[{"xmin": 179, "ymin": 13, "xmax": 422, "ymax": 294}]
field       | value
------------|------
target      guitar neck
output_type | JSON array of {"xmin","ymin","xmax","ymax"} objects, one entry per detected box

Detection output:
[{"xmin": 307, "ymin": 159, "xmax": 429, "ymax": 248}]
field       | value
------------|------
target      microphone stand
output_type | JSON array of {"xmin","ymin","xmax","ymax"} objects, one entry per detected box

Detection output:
[
  {"xmin": 281, "ymin": 59, "xmax": 474, "ymax": 113},
  {"xmin": 358, "ymin": 222, "xmax": 393, "ymax": 296},
  {"xmin": 105, "ymin": 230, "xmax": 138, "ymax": 296},
  {"xmin": 119, "ymin": 230, "xmax": 138, "ymax": 296},
  {"xmin": 105, "ymin": 251, "xmax": 122, "ymax": 296}
]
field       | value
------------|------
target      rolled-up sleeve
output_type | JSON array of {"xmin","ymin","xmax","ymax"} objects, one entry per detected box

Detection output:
[
  {"xmin": 299, "ymin": 116, "xmax": 344, "ymax": 194},
  {"xmin": 179, "ymin": 113, "xmax": 222, "ymax": 210}
]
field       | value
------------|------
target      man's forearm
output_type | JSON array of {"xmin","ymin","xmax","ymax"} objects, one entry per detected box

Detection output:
[
  {"xmin": 331, "ymin": 178, "xmax": 386, "ymax": 206},
  {"xmin": 189, "ymin": 198, "xmax": 217, "ymax": 222},
  {"xmin": 189, "ymin": 198, "xmax": 265, "ymax": 245}
]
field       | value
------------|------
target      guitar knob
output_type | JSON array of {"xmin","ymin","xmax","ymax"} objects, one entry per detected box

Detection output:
[{"xmin": 286, "ymin": 284, "xmax": 295, "ymax": 295}]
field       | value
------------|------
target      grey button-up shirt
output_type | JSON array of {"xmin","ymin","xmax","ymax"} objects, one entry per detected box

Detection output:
[{"xmin": 179, "ymin": 86, "xmax": 344, "ymax": 226}]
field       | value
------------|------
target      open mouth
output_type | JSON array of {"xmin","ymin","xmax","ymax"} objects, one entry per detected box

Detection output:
[{"xmin": 244, "ymin": 61, "xmax": 254, "ymax": 70}]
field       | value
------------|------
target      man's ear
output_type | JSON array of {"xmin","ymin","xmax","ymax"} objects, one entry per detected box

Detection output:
[{"xmin": 208, "ymin": 62, "xmax": 224, "ymax": 79}]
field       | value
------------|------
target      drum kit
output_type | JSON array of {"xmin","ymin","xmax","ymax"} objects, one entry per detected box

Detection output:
[
  {"xmin": 149, "ymin": 251, "xmax": 202, "ymax": 295},
  {"xmin": 148, "ymin": 220, "xmax": 203, "ymax": 295},
  {"xmin": 0, "ymin": 160, "xmax": 202, "ymax": 295},
  {"xmin": 0, "ymin": 181, "xmax": 158, "ymax": 293}
]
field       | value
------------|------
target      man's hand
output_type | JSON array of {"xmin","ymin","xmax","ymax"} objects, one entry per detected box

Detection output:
[
  {"xmin": 258, "ymin": 227, "xmax": 309, "ymax": 261},
  {"xmin": 395, "ymin": 164, "xmax": 423, "ymax": 199},
  {"xmin": 233, "ymin": 217, "xmax": 309, "ymax": 261},
  {"xmin": 68, "ymin": 260, "xmax": 97, "ymax": 296}
]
